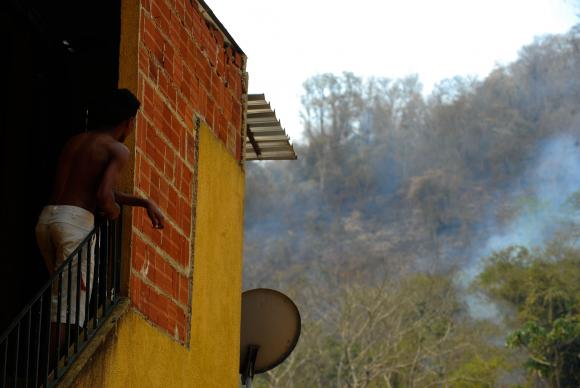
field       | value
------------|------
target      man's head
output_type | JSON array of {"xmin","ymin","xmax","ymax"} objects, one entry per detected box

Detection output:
[{"xmin": 87, "ymin": 89, "xmax": 141, "ymax": 141}]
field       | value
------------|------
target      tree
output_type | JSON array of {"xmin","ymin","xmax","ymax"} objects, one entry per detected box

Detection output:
[
  {"xmin": 255, "ymin": 272, "xmax": 507, "ymax": 388},
  {"xmin": 476, "ymin": 245, "xmax": 580, "ymax": 387}
]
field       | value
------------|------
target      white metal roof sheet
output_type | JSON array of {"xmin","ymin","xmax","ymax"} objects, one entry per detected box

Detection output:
[{"xmin": 245, "ymin": 94, "xmax": 297, "ymax": 161}]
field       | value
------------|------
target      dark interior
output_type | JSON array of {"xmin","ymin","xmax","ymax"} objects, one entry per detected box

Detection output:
[{"xmin": 0, "ymin": 1, "xmax": 121, "ymax": 332}]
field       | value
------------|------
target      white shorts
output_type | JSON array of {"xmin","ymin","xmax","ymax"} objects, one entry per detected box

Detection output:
[{"xmin": 35, "ymin": 205, "xmax": 95, "ymax": 327}]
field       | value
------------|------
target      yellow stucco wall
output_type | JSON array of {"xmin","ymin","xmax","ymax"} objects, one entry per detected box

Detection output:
[{"xmin": 69, "ymin": 123, "xmax": 245, "ymax": 387}]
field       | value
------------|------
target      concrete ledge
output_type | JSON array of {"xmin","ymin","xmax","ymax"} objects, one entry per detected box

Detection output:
[{"xmin": 57, "ymin": 298, "xmax": 130, "ymax": 388}]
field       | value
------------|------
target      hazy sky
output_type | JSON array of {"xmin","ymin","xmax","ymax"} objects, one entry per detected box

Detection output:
[{"xmin": 207, "ymin": 0, "xmax": 578, "ymax": 141}]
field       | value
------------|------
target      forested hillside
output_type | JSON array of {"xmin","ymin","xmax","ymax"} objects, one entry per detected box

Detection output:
[{"xmin": 244, "ymin": 25, "xmax": 580, "ymax": 387}]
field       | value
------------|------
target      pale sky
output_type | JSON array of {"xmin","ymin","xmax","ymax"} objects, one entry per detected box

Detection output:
[{"xmin": 207, "ymin": 0, "xmax": 578, "ymax": 142}]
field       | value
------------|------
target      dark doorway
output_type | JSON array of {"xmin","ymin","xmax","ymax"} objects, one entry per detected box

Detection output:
[{"xmin": 0, "ymin": 1, "xmax": 121, "ymax": 332}]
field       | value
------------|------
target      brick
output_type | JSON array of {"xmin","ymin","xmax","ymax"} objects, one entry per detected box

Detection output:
[
  {"xmin": 211, "ymin": 28, "xmax": 221, "ymax": 46},
  {"xmin": 162, "ymin": 47, "xmax": 174, "ymax": 76},
  {"xmin": 185, "ymin": 133, "xmax": 195, "ymax": 164},
  {"xmin": 158, "ymin": 70, "xmax": 170, "ymax": 99},
  {"xmin": 211, "ymin": 74, "xmax": 223, "ymax": 108},
  {"xmin": 146, "ymin": 59, "xmax": 158, "ymax": 84},
  {"xmin": 163, "ymin": 158, "xmax": 175, "ymax": 182},
  {"xmin": 184, "ymin": 5, "xmax": 193, "ymax": 31},
  {"xmin": 130, "ymin": 274, "xmax": 141, "ymax": 308},
  {"xmin": 168, "ymin": 183, "xmax": 179, "ymax": 205},
  {"xmin": 180, "ymin": 201, "xmax": 192, "ymax": 232},
  {"xmin": 156, "ymin": 269, "xmax": 173, "ymax": 295},
  {"xmin": 206, "ymin": 97, "xmax": 215, "ymax": 127},
  {"xmin": 168, "ymin": 22, "xmax": 181, "ymax": 52},
  {"xmin": 200, "ymin": 23, "xmax": 213, "ymax": 54},
  {"xmin": 138, "ymin": 42, "xmax": 149, "ymax": 73},
  {"xmin": 171, "ymin": 271, "xmax": 180, "ymax": 299},
  {"xmin": 174, "ymin": 0, "xmax": 185, "ymax": 24},
  {"xmin": 167, "ymin": 199, "xmax": 178, "ymax": 225},
  {"xmin": 133, "ymin": 234, "xmax": 147, "ymax": 259},
  {"xmin": 183, "ymin": 105, "xmax": 195, "ymax": 133},
  {"xmin": 132, "ymin": 208, "xmax": 143, "ymax": 231},
  {"xmin": 207, "ymin": 36, "xmax": 217, "ymax": 67},
  {"xmin": 178, "ymin": 234, "xmax": 190, "ymax": 265},
  {"xmin": 232, "ymin": 104, "xmax": 241, "ymax": 130},
  {"xmin": 225, "ymin": 47, "xmax": 233, "ymax": 64},
  {"xmin": 141, "ymin": 152, "xmax": 152, "ymax": 178},
  {"xmin": 151, "ymin": 0, "xmax": 171, "ymax": 34},
  {"xmin": 195, "ymin": 57, "xmax": 211, "ymax": 92},
  {"xmin": 180, "ymin": 166, "xmax": 193, "ymax": 198},
  {"xmin": 187, "ymin": 41, "xmax": 202, "ymax": 68},
  {"xmin": 178, "ymin": 276, "xmax": 189, "ymax": 305},
  {"xmin": 142, "ymin": 81, "xmax": 155, "ymax": 111},
  {"xmin": 232, "ymin": 51, "xmax": 240, "ymax": 67},
  {"xmin": 166, "ymin": 297, "xmax": 180, "ymax": 320},
  {"xmin": 181, "ymin": 66, "xmax": 193, "ymax": 95},
  {"xmin": 217, "ymin": 124, "xmax": 226, "ymax": 143},
  {"xmin": 216, "ymin": 52, "xmax": 225, "ymax": 77},
  {"xmin": 170, "ymin": 119, "xmax": 186, "ymax": 158},
  {"xmin": 173, "ymin": 58, "xmax": 183, "ymax": 86},
  {"xmin": 161, "ymin": 103, "xmax": 172, "ymax": 133},
  {"xmin": 192, "ymin": 13, "xmax": 202, "ymax": 41}
]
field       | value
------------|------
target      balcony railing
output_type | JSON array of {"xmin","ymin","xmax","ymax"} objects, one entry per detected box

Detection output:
[{"xmin": 0, "ymin": 214, "xmax": 122, "ymax": 387}]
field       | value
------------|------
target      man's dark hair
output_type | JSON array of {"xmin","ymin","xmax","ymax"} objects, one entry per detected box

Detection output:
[{"xmin": 87, "ymin": 89, "xmax": 141, "ymax": 130}]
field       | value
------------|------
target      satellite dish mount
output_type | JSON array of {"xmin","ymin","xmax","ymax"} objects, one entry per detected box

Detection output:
[{"xmin": 241, "ymin": 344, "xmax": 259, "ymax": 388}]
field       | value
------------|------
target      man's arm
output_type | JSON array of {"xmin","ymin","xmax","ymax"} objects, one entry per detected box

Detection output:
[
  {"xmin": 114, "ymin": 191, "xmax": 165, "ymax": 229},
  {"xmin": 97, "ymin": 143, "xmax": 129, "ymax": 220},
  {"xmin": 114, "ymin": 192, "xmax": 148, "ymax": 207}
]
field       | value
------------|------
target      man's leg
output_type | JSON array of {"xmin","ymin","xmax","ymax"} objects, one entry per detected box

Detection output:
[
  {"xmin": 51, "ymin": 221, "xmax": 93, "ymax": 328},
  {"xmin": 47, "ymin": 216, "xmax": 93, "ymax": 373}
]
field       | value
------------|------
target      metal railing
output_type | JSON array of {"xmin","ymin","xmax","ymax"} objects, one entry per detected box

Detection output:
[{"xmin": 0, "ymin": 214, "xmax": 122, "ymax": 387}]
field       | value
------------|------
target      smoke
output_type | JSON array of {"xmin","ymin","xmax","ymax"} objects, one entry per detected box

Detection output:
[
  {"xmin": 484, "ymin": 134, "xmax": 580, "ymax": 255},
  {"xmin": 461, "ymin": 132, "xmax": 580, "ymax": 319}
]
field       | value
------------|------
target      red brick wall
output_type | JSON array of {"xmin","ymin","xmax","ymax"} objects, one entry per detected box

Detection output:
[{"xmin": 129, "ymin": 0, "xmax": 246, "ymax": 343}]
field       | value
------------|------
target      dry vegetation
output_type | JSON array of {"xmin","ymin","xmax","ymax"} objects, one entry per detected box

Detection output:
[{"xmin": 245, "ymin": 25, "xmax": 580, "ymax": 387}]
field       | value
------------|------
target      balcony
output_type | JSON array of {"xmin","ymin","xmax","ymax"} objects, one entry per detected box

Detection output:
[{"xmin": 0, "ymin": 215, "xmax": 123, "ymax": 387}]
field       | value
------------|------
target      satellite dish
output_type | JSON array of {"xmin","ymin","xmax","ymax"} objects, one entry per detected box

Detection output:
[{"xmin": 239, "ymin": 288, "xmax": 301, "ymax": 387}]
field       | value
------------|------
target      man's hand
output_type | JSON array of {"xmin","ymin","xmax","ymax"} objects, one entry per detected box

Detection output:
[{"xmin": 146, "ymin": 200, "xmax": 165, "ymax": 229}]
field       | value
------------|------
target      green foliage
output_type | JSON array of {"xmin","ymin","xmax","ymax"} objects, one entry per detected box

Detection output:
[
  {"xmin": 474, "ymin": 246, "xmax": 533, "ymax": 315},
  {"xmin": 477, "ymin": 245, "xmax": 580, "ymax": 386},
  {"xmin": 506, "ymin": 317, "xmax": 580, "ymax": 386},
  {"xmin": 448, "ymin": 355, "xmax": 508, "ymax": 388}
]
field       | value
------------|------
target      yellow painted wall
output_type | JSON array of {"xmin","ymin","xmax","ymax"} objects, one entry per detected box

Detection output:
[{"xmin": 70, "ymin": 123, "xmax": 245, "ymax": 387}]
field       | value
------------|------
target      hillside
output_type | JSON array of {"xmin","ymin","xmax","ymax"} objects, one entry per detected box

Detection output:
[{"xmin": 244, "ymin": 25, "xmax": 580, "ymax": 387}]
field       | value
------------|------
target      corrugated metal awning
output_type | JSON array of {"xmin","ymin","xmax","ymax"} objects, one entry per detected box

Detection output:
[{"xmin": 245, "ymin": 94, "xmax": 297, "ymax": 161}]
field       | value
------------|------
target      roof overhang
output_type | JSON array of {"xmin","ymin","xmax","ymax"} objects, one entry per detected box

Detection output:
[{"xmin": 245, "ymin": 94, "xmax": 297, "ymax": 161}]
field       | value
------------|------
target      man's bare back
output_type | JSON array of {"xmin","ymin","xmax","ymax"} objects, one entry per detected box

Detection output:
[
  {"xmin": 49, "ymin": 132, "xmax": 128, "ymax": 217},
  {"xmin": 43, "ymin": 88, "xmax": 163, "ymax": 227}
]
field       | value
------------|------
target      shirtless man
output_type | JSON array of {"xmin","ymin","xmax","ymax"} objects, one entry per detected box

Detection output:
[{"xmin": 35, "ymin": 89, "xmax": 163, "ymax": 334}]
